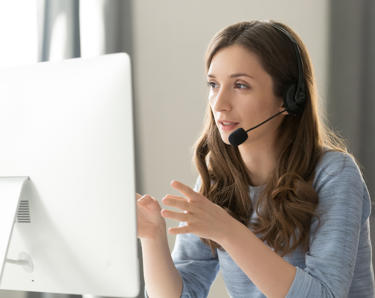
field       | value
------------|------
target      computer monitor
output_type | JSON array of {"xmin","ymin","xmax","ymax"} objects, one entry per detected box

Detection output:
[{"xmin": 0, "ymin": 53, "xmax": 140, "ymax": 297}]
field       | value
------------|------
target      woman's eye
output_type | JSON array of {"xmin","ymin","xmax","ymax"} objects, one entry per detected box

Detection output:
[
  {"xmin": 207, "ymin": 81, "xmax": 218, "ymax": 88},
  {"xmin": 235, "ymin": 82, "xmax": 249, "ymax": 89}
]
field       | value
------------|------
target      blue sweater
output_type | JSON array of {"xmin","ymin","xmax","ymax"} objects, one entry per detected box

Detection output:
[{"xmin": 145, "ymin": 150, "xmax": 374, "ymax": 297}]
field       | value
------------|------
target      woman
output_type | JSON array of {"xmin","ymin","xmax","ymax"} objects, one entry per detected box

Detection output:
[{"xmin": 136, "ymin": 20, "xmax": 374, "ymax": 298}]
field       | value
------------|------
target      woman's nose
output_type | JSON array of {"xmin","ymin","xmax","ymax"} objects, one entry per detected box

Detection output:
[{"xmin": 212, "ymin": 88, "xmax": 232, "ymax": 112}]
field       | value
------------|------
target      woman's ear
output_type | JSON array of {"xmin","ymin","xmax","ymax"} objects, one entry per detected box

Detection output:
[
  {"xmin": 281, "ymin": 107, "xmax": 289, "ymax": 116},
  {"xmin": 280, "ymin": 101, "xmax": 289, "ymax": 116}
]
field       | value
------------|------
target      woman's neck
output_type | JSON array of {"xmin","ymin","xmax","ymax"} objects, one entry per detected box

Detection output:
[{"xmin": 238, "ymin": 137, "xmax": 278, "ymax": 187}]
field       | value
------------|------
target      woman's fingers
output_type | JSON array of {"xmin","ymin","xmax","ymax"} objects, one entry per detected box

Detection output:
[
  {"xmin": 170, "ymin": 180, "xmax": 197, "ymax": 201},
  {"xmin": 161, "ymin": 209, "xmax": 189, "ymax": 222},
  {"xmin": 136, "ymin": 193, "xmax": 158, "ymax": 203},
  {"xmin": 137, "ymin": 194, "xmax": 154, "ymax": 205},
  {"xmin": 137, "ymin": 195, "xmax": 162, "ymax": 213},
  {"xmin": 162, "ymin": 194, "xmax": 189, "ymax": 211}
]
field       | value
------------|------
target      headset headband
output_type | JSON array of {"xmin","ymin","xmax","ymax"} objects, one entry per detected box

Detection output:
[{"xmin": 270, "ymin": 23, "xmax": 306, "ymax": 113}]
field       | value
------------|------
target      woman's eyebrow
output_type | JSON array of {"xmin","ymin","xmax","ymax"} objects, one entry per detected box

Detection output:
[
  {"xmin": 230, "ymin": 73, "xmax": 254, "ymax": 79},
  {"xmin": 207, "ymin": 73, "xmax": 255, "ymax": 79}
]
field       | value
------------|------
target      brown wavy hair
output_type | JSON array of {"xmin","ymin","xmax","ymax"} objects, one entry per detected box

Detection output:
[{"xmin": 193, "ymin": 20, "xmax": 348, "ymax": 257}]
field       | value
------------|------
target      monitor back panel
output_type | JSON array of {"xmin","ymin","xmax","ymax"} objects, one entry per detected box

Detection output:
[{"xmin": 0, "ymin": 53, "xmax": 139, "ymax": 297}]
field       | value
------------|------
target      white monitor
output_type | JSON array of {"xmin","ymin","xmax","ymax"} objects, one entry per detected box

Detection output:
[{"xmin": 0, "ymin": 53, "xmax": 140, "ymax": 297}]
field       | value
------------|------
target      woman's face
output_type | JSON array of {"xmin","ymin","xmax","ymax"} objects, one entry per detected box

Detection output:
[{"xmin": 207, "ymin": 44, "xmax": 285, "ymax": 146}]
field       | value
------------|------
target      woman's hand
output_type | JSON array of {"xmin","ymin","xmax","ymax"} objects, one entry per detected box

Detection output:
[
  {"xmin": 136, "ymin": 193, "xmax": 166, "ymax": 240},
  {"xmin": 160, "ymin": 180, "xmax": 235, "ymax": 243}
]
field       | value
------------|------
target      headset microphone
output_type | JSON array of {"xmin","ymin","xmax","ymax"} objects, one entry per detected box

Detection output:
[
  {"xmin": 228, "ymin": 22, "xmax": 307, "ymax": 147},
  {"xmin": 228, "ymin": 109, "xmax": 287, "ymax": 146}
]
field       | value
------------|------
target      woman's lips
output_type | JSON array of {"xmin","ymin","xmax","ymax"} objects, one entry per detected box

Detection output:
[{"xmin": 219, "ymin": 122, "xmax": 239, "ymax": 132}]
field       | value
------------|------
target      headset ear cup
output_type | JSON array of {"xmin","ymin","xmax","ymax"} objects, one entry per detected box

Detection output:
[{"xmin": 284, "ymin": 84, "xmax": 298, "ymax": 114}]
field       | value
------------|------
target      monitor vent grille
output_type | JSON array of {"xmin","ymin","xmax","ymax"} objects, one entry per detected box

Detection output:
[{"xmin": 17, "ymin": 200, "xmax": 31, "ymax": 223}]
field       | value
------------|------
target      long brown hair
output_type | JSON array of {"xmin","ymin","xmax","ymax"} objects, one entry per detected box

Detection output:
[{"xmin": 193, "ymin": 20, "xmax": 348, "ymax": 257}]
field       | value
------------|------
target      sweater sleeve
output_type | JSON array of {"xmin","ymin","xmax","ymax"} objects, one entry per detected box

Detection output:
[
  {"xmin": 286, "ymin": 151, "xmax": 372, "ymax": 298},
  {"xmin": 171, "ymin": 222, "xmax": 220, "ymax": 298}
]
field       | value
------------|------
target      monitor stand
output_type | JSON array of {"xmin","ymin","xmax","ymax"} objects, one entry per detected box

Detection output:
[{"xmin": 0, "ymin": 176, "xmax": 33, "ymax": 284}]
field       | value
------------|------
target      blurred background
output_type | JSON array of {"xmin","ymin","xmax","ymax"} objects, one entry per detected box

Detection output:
[{"xmin": 0, "ymin": 0, "xmax": 373, "ymax": 297}]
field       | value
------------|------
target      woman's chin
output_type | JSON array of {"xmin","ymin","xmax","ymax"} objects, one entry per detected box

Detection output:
[{"xmin": 220, "ymin": 135, "xmax": 231, "ymax": 145}]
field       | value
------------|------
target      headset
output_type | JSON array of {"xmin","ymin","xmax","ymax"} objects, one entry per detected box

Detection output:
[{"xmin": 270, "ymin": 23, "xmax": 307, "ymax": 115}]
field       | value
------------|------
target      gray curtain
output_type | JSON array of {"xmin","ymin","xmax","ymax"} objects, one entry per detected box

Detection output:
[
  {"xmin": 38, "ymin": 0, "xmax": 80, "ymax": 62},
  {"xmin": 32, "ymin": 0, "xmax": 143, "ymax": 298},
  {"xmin": 328, "ymin": 0, "xmax": 375, "ymax": 271}
]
